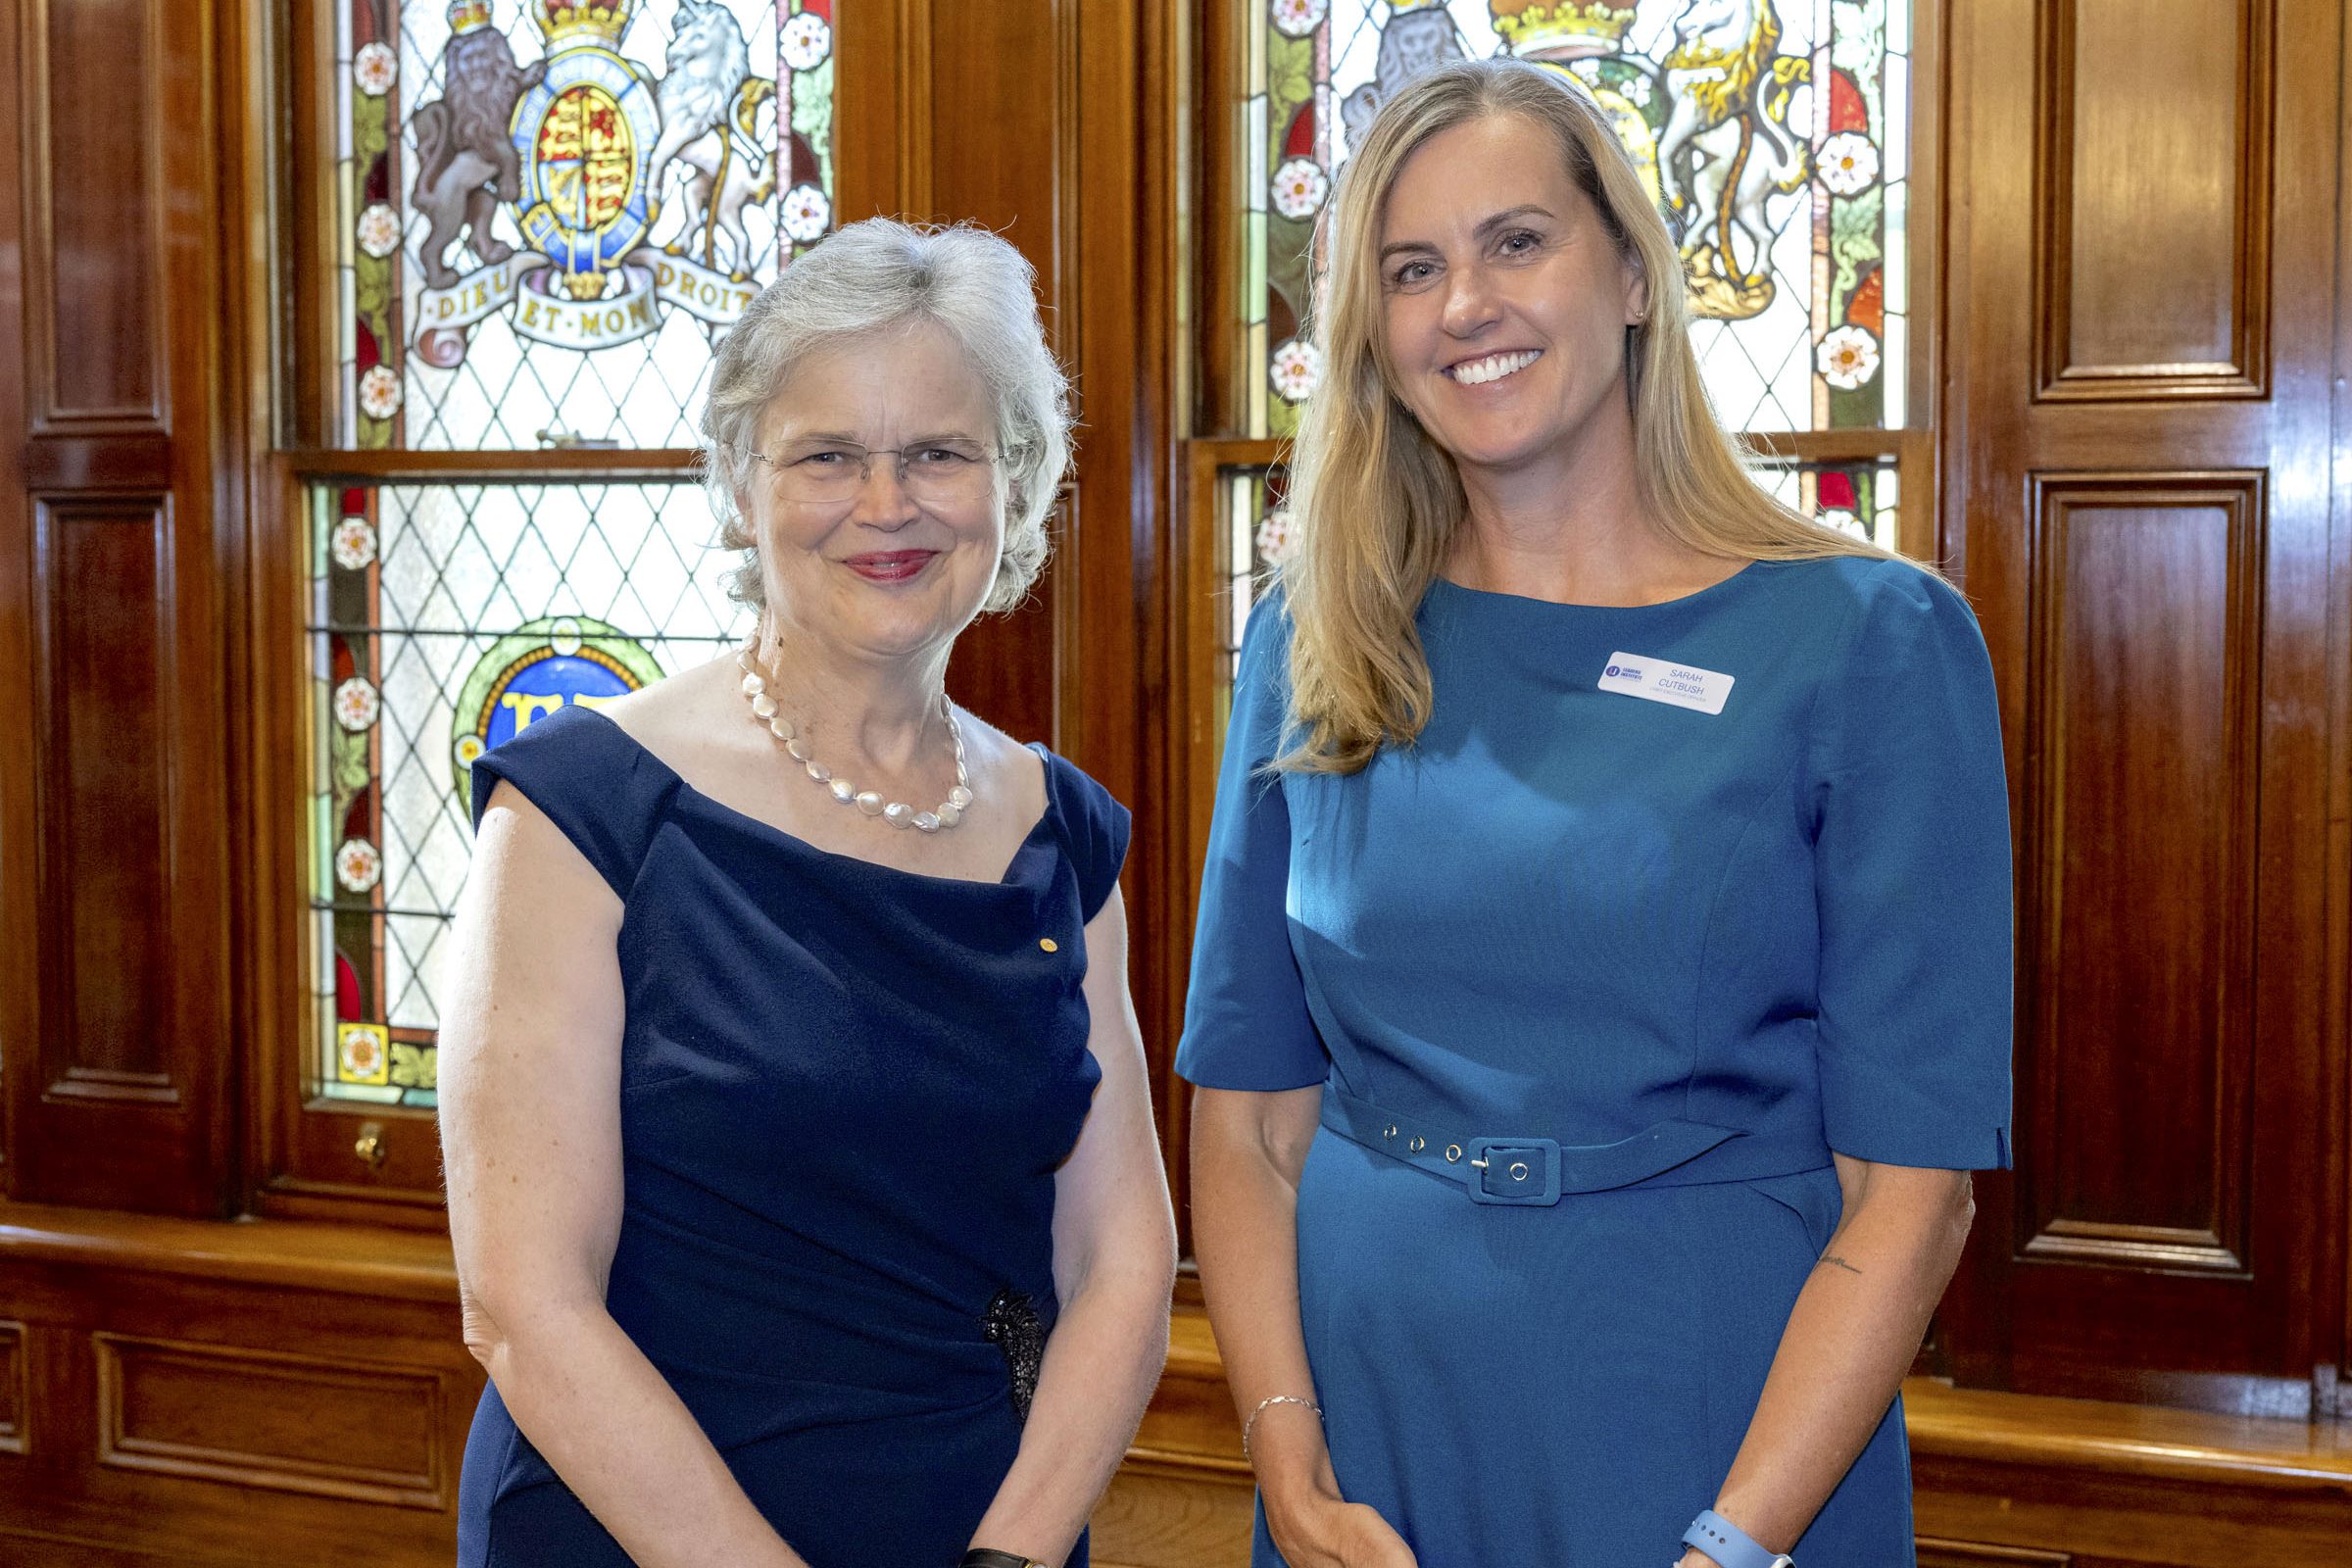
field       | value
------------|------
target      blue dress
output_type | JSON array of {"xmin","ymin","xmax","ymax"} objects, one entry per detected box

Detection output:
[
  {"xmin": 455, "ymin": 705, "xmax": 1129, "ymax": 1568},
  {"xmin": 1176, "ymin": 559, "xmax": 2013, "ymax": 1568}
]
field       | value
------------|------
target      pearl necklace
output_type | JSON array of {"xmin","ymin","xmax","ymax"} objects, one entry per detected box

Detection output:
[{"xmin": 735, "ymin": 644, "xmax": 974, "ymax": 833}]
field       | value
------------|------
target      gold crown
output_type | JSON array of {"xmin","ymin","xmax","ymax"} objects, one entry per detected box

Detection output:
[
  {"xmin": 1489, "ymin": 1, "xmax": 1638, "ymax": 58},
  {"xmin": 532, "ymin": 0, "xmax": 632, "ymax": 46},
  {"xmin": 446, "ymin": 0, "xmax": 493, "ymax": 33}
]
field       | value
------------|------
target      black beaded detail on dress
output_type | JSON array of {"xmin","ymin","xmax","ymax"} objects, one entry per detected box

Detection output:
[{"xmin": 982, "ymin": 1288, "xmax": 1046, "ymax": 1422}]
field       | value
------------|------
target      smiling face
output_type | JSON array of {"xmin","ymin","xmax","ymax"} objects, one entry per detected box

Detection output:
[
  {"xmin": 743, "ymin": 320, "xmax": 1005, "ymax": 667},
  {"xmin": 1377, "ymin": 113, "xmax": 1647, "ymax": 485}
]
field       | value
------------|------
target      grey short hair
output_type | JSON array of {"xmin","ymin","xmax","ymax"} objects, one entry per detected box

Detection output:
[{"xmin": 700, "ymin": 219, "xmax": 1074, "ymax": 613}]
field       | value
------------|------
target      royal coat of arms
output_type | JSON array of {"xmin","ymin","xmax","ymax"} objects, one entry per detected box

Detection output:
[
  {"xmin": 402, "ymin": 0, "xmax": 823, "ymax": 370},
  {"xmin": 1327, "ymin": 1, "xmax": 1811, "ymax": 321}
]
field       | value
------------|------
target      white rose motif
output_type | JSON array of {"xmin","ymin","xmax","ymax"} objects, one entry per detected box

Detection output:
[
  {"xmin": 1818, "ymin": 131, "xmax": 1881, "ymax": 196},
  {"xmin": 1620, "ymin": 74, "xmax": 1653, "ymax": 108},
  {"xmin": 354, "ymin": 42, "xmax": 397, "ymax": 98},
  {"xmin": 1820, "ymin": 508, "xmax": 1868, "ymax": 540},
  {"xmin": 780, "ymin": 183, "xmax": 832, "ymax": 243},
  {"xmin": 1271, "ymin": 0, "xmax": 1328, "ymax": 38},
  {"xmin": 1255, "ymin": 507, "xmax": 1298, "ymax": 565},
  {"xmin": 1269, "ymin": 339, "xmax": 1322, "ymax": 404},
  {"xmin": 1816, "ymin": 324, "xmax": 1881, "ymax": 391},
  {"xmin": 335, "ymin": 839, "xmax": 383, "ymax": 894},
  {"xmin": 331, "ymin": 516, "xmax": 377, "ymax": 570},
  {"xmin": 1270, "ymin": 158, "xmax": 1329, "ymax": 220},
  {"xmin": 780, "ymin": 12, "xmax": 832, "ymax": 72},
  {"xmin": 339, "ymin": 1027, "xmax": 385, "ymax": 1080},
  {"xmin": 359, "ymin": 365, "xmax": 403, "ymax": 419},
  {"xmin": 333, "ymin": 677, "xmax": 381, "ymax": 732},
  {"xmin": 356, "ymin": 203, "xmax": 402, "ymax": 260}
]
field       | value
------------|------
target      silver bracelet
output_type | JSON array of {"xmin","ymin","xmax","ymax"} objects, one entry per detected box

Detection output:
[{"xmin": 1241, "ymin": 1393, "xmax": 1323, "ymax": 1463}]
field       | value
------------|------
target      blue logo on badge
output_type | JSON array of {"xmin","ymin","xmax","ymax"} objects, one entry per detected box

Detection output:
[{"xmin": 1605, "ymin": 663, "xmax": 1620, "ymax": 677}]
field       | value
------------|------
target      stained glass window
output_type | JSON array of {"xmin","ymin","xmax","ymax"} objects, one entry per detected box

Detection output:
[
  {"xmin": 312, "ymin": 0, "xmax": 837, "ymax": 1110},
  {"xmin": 335, "ymin": 0, "xmax": 839, "ymax": 449},
  {"xmin": 309, "ymin": 481, "xmax": 753, "ymax": 1104},
  {"xmin": 1245, "ymin": 0, "xmax": 1907, "ymax": 439}
]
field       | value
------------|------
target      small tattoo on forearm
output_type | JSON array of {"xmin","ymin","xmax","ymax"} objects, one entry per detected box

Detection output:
[{"xmin": 1817, "ymin": 1253, "xmax": 1864, "ymax": 1276}]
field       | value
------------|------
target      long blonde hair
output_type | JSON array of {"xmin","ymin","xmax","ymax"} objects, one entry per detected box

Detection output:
[{"xmin": 1281, "ymin": 59, "xmax": 1895, "ymax": 774}]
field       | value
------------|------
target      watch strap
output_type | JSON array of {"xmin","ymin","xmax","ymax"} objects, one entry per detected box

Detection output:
[
  {"xmin": 1682, "ymin": 1509, "xmax": 1793, "ymax": 1568},
  {"xmin": 960, "ymin": 1551, "xmax": 1048, "ymax": 1568}
]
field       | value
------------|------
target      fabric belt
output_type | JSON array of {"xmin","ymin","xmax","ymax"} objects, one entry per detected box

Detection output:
[{"xmin": 1319, "ymin": 1082, "xmax": 1832, "ymax": 1206}]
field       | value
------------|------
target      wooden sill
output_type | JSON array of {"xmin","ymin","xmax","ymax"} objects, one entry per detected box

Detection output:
[
  {"xmin": 1139, "ymin": 1304, "xmax": 2352, "ymax": 1497},
  {"xmin": 1, "ymin": 1211, "xmax": 2342, "ymax": 1501},
  {"xmin": 0, "ymin": 1200, "xmax": 459, "ymax": 1302},
  {"xmin": 1905, "ymin": 1378, "xmax": 2352, "ymax": 1494}
]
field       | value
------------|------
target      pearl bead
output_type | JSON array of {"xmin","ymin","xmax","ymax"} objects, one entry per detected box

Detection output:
[{"xmin": 737, "ymin": 641, "xmax": 972, "ymax": 833}]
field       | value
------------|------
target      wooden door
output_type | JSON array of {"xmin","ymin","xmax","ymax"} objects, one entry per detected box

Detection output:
[{"xmin": 1936, "ymin": 0, "xmax": 2347, "ymax": 1416}]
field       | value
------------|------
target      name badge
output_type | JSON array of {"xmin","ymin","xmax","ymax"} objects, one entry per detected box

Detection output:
[{"xmin": 1596, "ymin": 652, "xmax": 1734, "ymax": 715}]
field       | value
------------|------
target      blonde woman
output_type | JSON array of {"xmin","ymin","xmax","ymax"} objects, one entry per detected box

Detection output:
[{"xmin": 1180, "ymin": 61, "xmax": 2011, "ymax": 1568}]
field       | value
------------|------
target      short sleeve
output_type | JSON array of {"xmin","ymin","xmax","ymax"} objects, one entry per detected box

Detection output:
[
  {"xmin": 1175, "ymin": 589, "xmax": 1330, "ymax": 1091},
  {"xmin": 468, "ymin": 706, "xmax": 675, "ymax": 899},
  {"xmin": 1038, "ymin": 748, "xmax": 1133, "ymax": 923},
  {"xmin": 1808, "ymin": 563, "xmax": 2014, "ymax": 1170}
]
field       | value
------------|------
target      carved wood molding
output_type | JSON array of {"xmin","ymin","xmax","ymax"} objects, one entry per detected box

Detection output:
[
  {"xmin": 92, "ymin": 1333, "xmax": 449, "ymax": 1510},
  {"xmin": 2031, "ymin": 0, "xmax": 2276, "ymax": 403},
  {"xmin": 2018, "ymin": 470, "xmax": 2266, "ymax": 1280}
]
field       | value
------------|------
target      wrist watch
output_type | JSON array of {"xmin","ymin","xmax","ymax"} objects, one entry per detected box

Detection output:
[
  {"xmin": 1682, "ymin": 1509, "xmax": 1795, "ymax": 1568},
  {"xmin": 960, "ymin": 1551, "xmax": 1049, "ymax": 1568}
]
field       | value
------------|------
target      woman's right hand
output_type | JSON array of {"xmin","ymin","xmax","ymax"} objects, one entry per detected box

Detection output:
[{"xmin": 1265, "ymin": 1488, "xmax": 1421, "ymax": 1568}]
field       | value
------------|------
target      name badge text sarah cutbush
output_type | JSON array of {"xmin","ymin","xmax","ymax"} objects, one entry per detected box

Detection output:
[{"xmin": 1596, "ymin": 653, "xmax": 1735, "ymax": 716}]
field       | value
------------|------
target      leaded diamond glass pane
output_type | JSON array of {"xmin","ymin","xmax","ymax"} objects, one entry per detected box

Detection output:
[{"xmin": 307, "ymin": 481, "xmax": 753, "ymax": 1105}]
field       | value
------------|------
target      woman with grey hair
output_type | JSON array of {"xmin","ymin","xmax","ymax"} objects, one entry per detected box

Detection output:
[{"xmin": 440, "ymin": 218, "xmax": 1176, "ymax": 1568}]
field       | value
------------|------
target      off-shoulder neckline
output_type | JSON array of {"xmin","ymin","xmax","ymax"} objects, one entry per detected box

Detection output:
[{"xmin": 557, "ymin": 704, "xmax": 1061, "ymax": 892}]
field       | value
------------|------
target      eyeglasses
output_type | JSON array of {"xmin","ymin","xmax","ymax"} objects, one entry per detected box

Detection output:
[{"xmin": 739, "ymin": 437, "xmax": 1006, "ymax": 508}]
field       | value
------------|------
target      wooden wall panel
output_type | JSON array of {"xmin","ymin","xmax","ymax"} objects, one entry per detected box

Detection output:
[
  {"xmin": 2035, "ymin": 0, "xmax": 2272, "ymax": 399},
  {"xmin": 93, "ymin": 1335, "xmax": 445, "ymax": 1508},
  {"xmin": 893, "ymin": 0, "xmax": 1072, "ymax": 756},
  {"xmin": 15, "ymin": 497, "xmax": 231, "ymax": 1216},
  {"xmin": 1940, "ymin": 0, "xmax": 2344, "ymax": 1412},
  {"xmin": 22, "ymin": 0, "xmax": 164, "ymax": 431},
  {"xmin": 0, "ymin": 1218, "xmax": 480, "ymax": 1566},
  {"xmin": 0, "ymin": 0, "xmax": 235, "ymax": 1218},
  {"xmin": 32, "ymin": 502, "xmax": 176, "ymax": 1106},
  {"xmin": 0, "ymin": 1320, "xmax": 23, "ymax": 1454},
  {"xmin": 2020, "ymin": 476, "xmax": 2261, "ymax": 1276}
]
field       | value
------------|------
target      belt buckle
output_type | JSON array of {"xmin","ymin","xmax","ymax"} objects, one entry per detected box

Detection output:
[{"xmin": 1465, "ymin": 1137, "xmax": 1561, "ymax": 1205}]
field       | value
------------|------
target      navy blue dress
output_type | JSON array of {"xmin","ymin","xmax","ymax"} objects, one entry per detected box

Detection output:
[
  {"xmin": 455, "ymin": 705, "xmax": 1128, "ymax": 1568},
  {"xmin": 1177, "ymin": 559, "xmax": 2014, "ymax": 1568}
]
